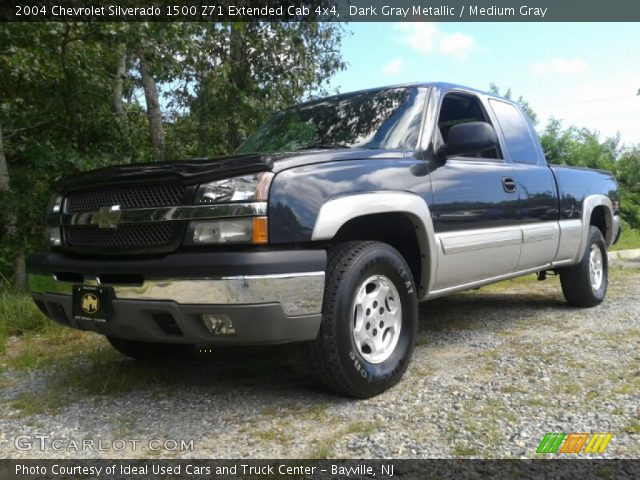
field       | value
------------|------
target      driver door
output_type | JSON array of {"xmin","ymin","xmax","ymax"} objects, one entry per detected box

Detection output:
[{"xmin": 428, "ymin": 91, "xmax": 521, "ymax": 291}]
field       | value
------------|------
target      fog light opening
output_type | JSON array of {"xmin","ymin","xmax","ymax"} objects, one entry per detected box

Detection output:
[{"xmin": 201, "ymin": 314, "xmax": 236, "ymax": 336}]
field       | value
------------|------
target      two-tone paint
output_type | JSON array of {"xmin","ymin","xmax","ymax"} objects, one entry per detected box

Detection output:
[
  {"xmin": 48, "ymin": 82, "xmax": 621, "ymax": 303},
  {"xmin": 267, "ymin": 83, "xmax": 620, "ymax": 299}
]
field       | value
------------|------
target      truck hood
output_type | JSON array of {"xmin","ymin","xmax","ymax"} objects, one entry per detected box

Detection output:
[{"xmin": 60, "ymin": 149, "xmax": 402, "ymax": 193}]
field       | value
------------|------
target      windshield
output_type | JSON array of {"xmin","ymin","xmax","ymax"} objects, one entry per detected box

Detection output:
[{"xmin": 236, "ymin": 87, "xmax": 427, "ymax": 154}]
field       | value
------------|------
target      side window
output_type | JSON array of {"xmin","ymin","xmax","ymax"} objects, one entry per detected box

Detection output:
[
  {"xmin": 437, "ymin": 93, "xmax": 501, "ymax": 159},
  {"xmin": 489, "ymin": 99, "xmax": 539, "ymax": 164}
]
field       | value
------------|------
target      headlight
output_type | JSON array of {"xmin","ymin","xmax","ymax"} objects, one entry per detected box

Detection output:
[
  {"xmin": 185, "ymin": 217, "xmax": 268, "ymax": 245},
  {"xmin": 194, "ymin": 172, "xmax": 274, "ymax": 204}
]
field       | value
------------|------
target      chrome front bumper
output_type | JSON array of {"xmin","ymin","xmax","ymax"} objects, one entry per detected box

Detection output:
[
  {"xmin": 28, "ymin": 271, "xmax": 325, "ymax": 317},
  {"xmin": 27, "ymin": 249, "xmax": 327, "ymax": 344}
]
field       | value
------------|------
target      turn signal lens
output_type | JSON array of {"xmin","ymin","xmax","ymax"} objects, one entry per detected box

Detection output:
[{"xmin": 252, "ymin": 217, "xmax": 268, "ymax": 244}]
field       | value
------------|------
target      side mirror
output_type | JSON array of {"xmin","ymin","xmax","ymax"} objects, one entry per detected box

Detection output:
[{"xmin": 437, "ymin": 121, "xmax": 498, "ymax": 158}]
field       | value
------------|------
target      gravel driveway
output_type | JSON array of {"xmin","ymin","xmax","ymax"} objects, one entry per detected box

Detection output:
[{"xmin": 1, "ymin": 264, "xmax": 638, "ymax": 459}]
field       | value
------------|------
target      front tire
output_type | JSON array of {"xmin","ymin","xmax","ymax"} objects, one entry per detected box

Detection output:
[
  {"xmin": 560, "ymin": 226, "xmax": 608, "ymax": 307},
  {"xmin": 107, "ymin": 336, "xmax": 194, "ymax": 361},
  {"xmin": 304, "ymin": 241, "xmax": 418, "ymax": 398}
]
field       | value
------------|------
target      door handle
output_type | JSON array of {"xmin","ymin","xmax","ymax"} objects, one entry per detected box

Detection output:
[{"xmin": 502, "ymin": 177, "xmax": 517, "ymax": 193}]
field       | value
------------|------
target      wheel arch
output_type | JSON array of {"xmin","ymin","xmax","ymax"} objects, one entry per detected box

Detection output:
[
  {"xmin": 311, "ymin": 192, "xmax": 437, "ymax": 300},
  {"xmin": 576, "ymin": 194, "xmax": 614, "ymax": 262}
]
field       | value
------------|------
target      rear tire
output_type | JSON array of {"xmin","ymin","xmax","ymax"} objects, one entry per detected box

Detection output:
[
  {"xmin": 107, "ymin": 336, "xmax": 194, "ymax": 361},
  {"xmin": 304, "ymin": 241, "xmax": 418, "ymax": 398},
  {"xmin": 560, "ymin": 226, "xmax": 608, "ymax": 307}
]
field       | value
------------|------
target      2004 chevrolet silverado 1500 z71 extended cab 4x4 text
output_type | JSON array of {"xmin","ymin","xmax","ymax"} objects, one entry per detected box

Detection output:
[{"xmin": 28, "ymin": 83, "xmax": 621, "ymax": 397}]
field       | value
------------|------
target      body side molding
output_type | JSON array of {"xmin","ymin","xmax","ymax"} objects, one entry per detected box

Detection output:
[
  {"xmin": 437, "ymin": 227, "xmax": 521, "ymax": 255},
  {"xmin": 311, "ymin": 192, "xmax": 437, "ymax": 300}
]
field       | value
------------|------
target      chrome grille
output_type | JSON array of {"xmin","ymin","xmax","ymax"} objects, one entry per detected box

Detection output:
[
  {"xmin": 65, "ymin": 183, "xmax": 186, "ymax": 213},
  {"xmin": 62, "ymin": 183, "xmax": 188, "ymax": 253}
]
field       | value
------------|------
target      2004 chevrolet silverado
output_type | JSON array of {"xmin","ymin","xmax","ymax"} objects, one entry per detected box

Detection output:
[{"xmin": 28, "ymin": 83, "xmax": 621, "ymax": 397}]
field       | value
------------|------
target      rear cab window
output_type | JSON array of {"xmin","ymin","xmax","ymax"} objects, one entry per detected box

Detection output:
[{"xmin": 489, "ymin": 99, "xmax": 540, "ymax": 164}]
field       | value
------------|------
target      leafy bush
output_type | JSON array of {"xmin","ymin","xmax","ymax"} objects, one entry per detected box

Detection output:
[{"xmin": 0, "ymin": 278, "xmax": 51, "ymax": 353}]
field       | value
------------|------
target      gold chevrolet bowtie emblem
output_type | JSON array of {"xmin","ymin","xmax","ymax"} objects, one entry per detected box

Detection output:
[
  {"xmin": 81, "ymin": 293, "xmax": 99, "ymax": 314},
  {"xmin": 92, "ymin": 205, "xmax": 121, "ymax": 229}
]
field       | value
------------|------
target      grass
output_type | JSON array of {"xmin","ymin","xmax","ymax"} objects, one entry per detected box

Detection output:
[
  {"xmin": 452, "ymin": 445, "xmax": 478, "ymax": 457},
  {"xmin": 0, "ymin": 288, "xmax": 197, "ymax": 416},
  {"xmin": 343, "ymin": 420, "xmax": 378, "ymax": 436},
  {"xmin": 254, "ymin": 426, "xmax": 294, "ymax": 445},
  {"xmin": 623, "ymin": 422, "xmax": 640, "ymax": 434},
  {"xmin": 465, "ymin": 272, "xmax": 545, "ymax": 293},
  {"xmin": 305, "ymin": 420, "xmax": 380, "ymax": 459},
  {"xmin": 308, "ymin": 442, "xmax": 334, "ymax": 459},
  {"xmin": 0, "ymin": 286, "xmax": 57, "ymax": 355},
  {"xmin": 610, "ymin": 226, "xmax": 640, "ymax": 251},
  {"xmin": 5, "ymin": 330, "xmax": 96, "ymax": 372},
  {"xmin": 9, "ymin": 389, "xmax": 67, "ymax": 418},
  {"xmin": 0, "ymin": 283, "xmax": 99, "ymax": 375}
]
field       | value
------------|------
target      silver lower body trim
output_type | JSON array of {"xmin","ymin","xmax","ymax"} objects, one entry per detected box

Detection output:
[
  {"xmin": 555, "ymin": 219, "xmax": 582, "ymax": 263},
  {"xmin": 434, "ymin": 226, "xmax": 522, "ymax": 290},
  {"xmin": 28, "ymin": 272, "xmax": 325, "ymax": 317},
  {"xmin": 519, "ymin": 222, "xmax": 560, "ymax": 270},
  {"xmin": 433, "ymin": 220, "xmax": 582, "ymax": 291},
  {"xmin": 425, "ymin": 264, "xmax": 553, "ymax": 299}
]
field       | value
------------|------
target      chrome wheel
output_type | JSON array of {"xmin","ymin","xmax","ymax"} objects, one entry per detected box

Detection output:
[
  {"xmin": 588, "ymin": 244, "xmax": 604, "ymax": 291},
  {"xmin": 352, "ymin": 275, "xmax": 402, "ymax": 364}
]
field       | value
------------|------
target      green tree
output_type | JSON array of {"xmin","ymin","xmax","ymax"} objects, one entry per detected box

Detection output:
[
  {"xmin": 614, "ymin": 146, "xmax": 640, "ymax": 228},
  {"xmin": 540, "ymin": 118, "xmax": 618, "ymax": 171},
  {"xmin": 0, "ymin": 23, "xmax": 146, "ymax": 289},
  {"xmin": 180, "ymin": 22, "xmax": 345, "ymax": 156},
  {"xmin": 0, "ymin": 22, "xmax": 345, "ymax": 288}
]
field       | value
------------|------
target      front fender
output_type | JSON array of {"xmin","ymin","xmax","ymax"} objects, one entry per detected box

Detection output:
[{"xmin": 312, "ymin": 192, "xmax": 437, "ymax": 301}]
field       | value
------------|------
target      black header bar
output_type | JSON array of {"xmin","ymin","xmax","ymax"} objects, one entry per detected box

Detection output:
[
  {"xmin": 2, "ymin": 459, "xmax": 640, "ymax": 480},
  {"xmin": 2, "ymin": 0, "xmax": 640, "ymax": 22}
]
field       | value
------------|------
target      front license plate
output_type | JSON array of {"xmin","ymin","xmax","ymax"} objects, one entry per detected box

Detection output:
[{"xmin": 72, "ymin": 285, "xmax": 113, "ymax": 323}]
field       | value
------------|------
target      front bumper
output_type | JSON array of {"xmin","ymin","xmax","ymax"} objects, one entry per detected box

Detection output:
[{"xmin": 27, "ymin": 250, "xmax": 326, "ymax": 345}]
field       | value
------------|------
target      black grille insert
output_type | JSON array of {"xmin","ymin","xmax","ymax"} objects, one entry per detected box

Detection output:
[
  {"xmin": 65, "ymin": 183, "xmax": 186, "ymax": 213},
  {"xmin": 66, "ymin": 224, "xmax": 178, "ymax": 248}
]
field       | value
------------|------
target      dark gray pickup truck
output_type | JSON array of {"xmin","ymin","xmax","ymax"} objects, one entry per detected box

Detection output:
[{"xmin": 28, "ymin": 83, "xmax": 621, "ymax": 397}]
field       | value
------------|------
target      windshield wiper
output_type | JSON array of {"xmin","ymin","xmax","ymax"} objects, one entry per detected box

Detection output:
[{"xmin": 293, "ymin": 143, "xmax": 351, "ymax": 151}]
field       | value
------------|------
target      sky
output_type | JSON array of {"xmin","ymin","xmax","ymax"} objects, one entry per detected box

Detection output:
[{"xmin": 328, "ymin": 22, "xmax": 640, "ymax": 146}]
